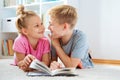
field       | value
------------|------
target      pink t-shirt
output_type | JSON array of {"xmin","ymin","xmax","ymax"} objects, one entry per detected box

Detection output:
[{"xmin": 13, "ymin": 34, "xmax": 50, "ymax": 64}]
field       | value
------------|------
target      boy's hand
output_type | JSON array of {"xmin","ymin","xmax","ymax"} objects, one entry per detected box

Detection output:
[
  {"xmin": 50, "ymin": 61, "xmax": 62, "ymax": 70},
  {"xmin": 48, "ymin": 34, "xmax": 61, "ymax": 48}
]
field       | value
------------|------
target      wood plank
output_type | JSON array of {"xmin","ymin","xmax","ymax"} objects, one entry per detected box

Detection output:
[{"xmin": 92, "ymin": 59, "xmax": 120, "ymax": 65}]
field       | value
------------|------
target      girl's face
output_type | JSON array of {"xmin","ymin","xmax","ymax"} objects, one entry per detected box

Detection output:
[
  {"xmin": 23, "ymin": 16, "xmax": 45, "ymax": 39},
  {"xmin": 48, "ymin": 17, "xmax": 65, "ymax": 38}
]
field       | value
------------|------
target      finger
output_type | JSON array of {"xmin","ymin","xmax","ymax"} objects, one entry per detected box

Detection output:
[
  {"xmin": 21, "ymin": 66, "xmax": 29, "ymax": 72},
  {"xmin": 22, "ymin": 60, "xmax": 29, "ymax": 67},
  {"xmin": 53, "ymin": 61, "xmax": 60, "ymax": 67},
  {"xmin": 26, "ymin": 55, "xmax": 34, "ymax": 63},
  {"xmin": 20, "ymin": 65, "xmax": 27, "ymax": 71},
  {"xmin": 24, "ymin": 57, "xmax": 31, "ymax": 66},
  {"xmin": 27, "ymin": 55, "xmax": 33, "ymax": 62},
  {"xmin": 24, "ymin": 58, "xmax": 30, "ymax": 65},
  {"xmin": 50, "ymin": 62, "xmax": 58, "ymax": 70},
  {"xmin": 50, "ymin": 61, "xmax": 60, "ymax": 70},
  {"xmin": 53, "ymin": 61, "xmax": 62, "ymax": 68},
  {"xmin": 59, "ymin": 63, "xmax": 63, "ymax": 68},
  {"xmin": 24, "ymin": 55, "xmax": 36, "ymax": 66},
  {"xmin": 30, "ymin": 55, "xmax": 36, "ymax": 60},
  {"xmin": 50, "ymin": 62, "xmax": 55, "ymax": 70}
]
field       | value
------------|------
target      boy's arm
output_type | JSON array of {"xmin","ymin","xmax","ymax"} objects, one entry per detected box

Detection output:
[
  {"xmin": 49, "ymin": 37, "xmax": 80, "ymax": 69},
  {"xmin": 50, "ymin": 50, "xmax": 80, "ymax": 70},
  {"xmin": 55, "ymin": 46, "xmax": 81, "ymax": 68}
]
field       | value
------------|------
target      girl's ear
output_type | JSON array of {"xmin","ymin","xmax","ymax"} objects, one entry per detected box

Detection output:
[{"xmin": 21, "ymin": 28, "xmax": 28, "ymax": 35}]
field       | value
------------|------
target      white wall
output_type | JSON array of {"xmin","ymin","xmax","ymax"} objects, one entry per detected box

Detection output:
[
  {"xmin": 68, "ymin": 0, "xmax": 120, "ymax": 60},
  {"xmin": 100, "ymin": 0, "xmax": 120, "ymax": 60},
  {"xmin": 0, "ymin": 0, "xmax": 3, "ymax": 8}
]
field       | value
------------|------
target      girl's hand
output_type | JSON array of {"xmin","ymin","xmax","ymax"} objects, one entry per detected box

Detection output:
[
  {"xmin": 50, "ymin": 61, "xmax": 62, "ymax": 70},
  {"xmin": 23, "ymin": 54, "xmax": 35, "ymax": 66},
  {"xmin": 18, "ymin": 61, "xmax": 29, "ymax": 72},
  {"xmin": 18, "ymin": 54, "xmax": 35, "ymax": 72}
]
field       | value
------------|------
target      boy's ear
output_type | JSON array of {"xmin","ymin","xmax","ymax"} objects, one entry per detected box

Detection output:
[
  {"xmin": 21, "ymin": 28, "xmax": 28, "ymax": 35},
  {"xmin": 63, "ymin": 23, "xmax": 69, "ymax": 30}
]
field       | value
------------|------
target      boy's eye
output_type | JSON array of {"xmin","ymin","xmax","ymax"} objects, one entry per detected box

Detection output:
[{"xmin": 49, "ymin": 22, "xmax": 52, "ymax": 26}]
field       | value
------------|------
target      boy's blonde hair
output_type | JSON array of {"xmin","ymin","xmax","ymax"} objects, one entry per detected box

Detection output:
[
  {"xmin": 16, "ymin": 5, "xmax": 38, "ymax": 33},
  {"xmin": 48, "ymin": 5, "xmax": 77, "ymax": 28}
]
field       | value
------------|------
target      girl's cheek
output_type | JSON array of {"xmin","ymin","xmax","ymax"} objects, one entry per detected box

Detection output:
[{"xmin": 34, "ymin": 29, "xmax": 39, "ymax": 32}]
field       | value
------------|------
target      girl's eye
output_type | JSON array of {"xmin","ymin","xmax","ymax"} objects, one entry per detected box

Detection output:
[
  {"xmin": 34, "ymin": 24, "xmax": 39, "ymax": 27},
  {"xmin": 41, "ymin": 22, "xmax": 43, "ymax": 25}
]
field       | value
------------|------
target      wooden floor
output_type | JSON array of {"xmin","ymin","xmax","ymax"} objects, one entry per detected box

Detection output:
[{"xmin": 92, "ymin": 59, "xmax": 120, "ymax": 65}]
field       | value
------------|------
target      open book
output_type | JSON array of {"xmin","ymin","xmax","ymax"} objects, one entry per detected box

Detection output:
[{"xmin": 27, "ymin": 59, "xmax": 77, "ymax": 76}]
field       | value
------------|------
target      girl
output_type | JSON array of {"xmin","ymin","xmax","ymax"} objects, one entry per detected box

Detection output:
[
  {"xmin": 13, "ymin": 5, "xmax": 50, "ymax": 72},
  {"xmin": 48, "ymin": 5, "xmax": 94, "ymax": 70}
]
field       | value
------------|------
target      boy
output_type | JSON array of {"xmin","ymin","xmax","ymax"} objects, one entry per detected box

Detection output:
[{"xmin": 48, "ymin": 5, "xmax": 94, "ymax": 70}]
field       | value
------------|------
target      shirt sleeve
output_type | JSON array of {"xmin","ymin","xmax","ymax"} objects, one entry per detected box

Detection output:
[
  {"xmin": 71, "ymin": 32, "xmax": 89, "ymax": 60},
  {"xmin": 43, "ymin": 39, "xmax": 50, "ymax": 54},
  {"xmin": 13, "ymin": 37, "xmax": 27, "ymax": 54}
]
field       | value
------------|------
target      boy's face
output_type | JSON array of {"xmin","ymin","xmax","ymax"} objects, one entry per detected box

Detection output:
[
  {"xmin": 22, "ymin": 16, "xmax": 45, "ymax": 39},
  {"xmin": 48, "ymin": 17, "xmax": 65, "ymax": 38}
]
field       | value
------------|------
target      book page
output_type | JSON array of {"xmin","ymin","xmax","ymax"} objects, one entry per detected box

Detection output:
[
  {"xmin": 52, "ymin": 68, "xmax": 75, "ymax": 73},
  {"xmin": 51, "ymin": 68, "xmax": 77, "ymax": 76},
  {"xmin": 29, "ymin": 59, "xmax": 51, "ymax": 75},
  {"xmin": 29, "ymin": 59, "xmax": 78, "ymax": 76},
  {"xmin": 27, "ymin": 70, "xmax": 50, "ymax": 76}
]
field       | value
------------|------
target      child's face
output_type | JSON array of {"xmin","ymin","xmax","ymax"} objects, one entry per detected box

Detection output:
[
  {"xmin": 48, "ymin": 17, "xmax": 65, "ymax": 38},
  {"xmin": 23, "ymin": 16, "xmax": 45, "ymax": 39}
]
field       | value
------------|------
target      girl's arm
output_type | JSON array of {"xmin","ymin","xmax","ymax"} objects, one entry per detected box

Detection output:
[
  {"xmin": 15, "ymin": 52, "xmax": 35, "ymax": 72},
  {"xmin": 42, "ymin": 52, "xmax": 51, "ymax": 66}
]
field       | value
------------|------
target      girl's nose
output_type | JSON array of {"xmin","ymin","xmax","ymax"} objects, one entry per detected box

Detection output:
[
  {"xmin": 42, "ymin": 26, "xmax": 45, "ymax": 31},
  {"xmin": 48, "ymin": 25, "xmax": 51, "ymax": 30},
  {"xmin": 40, "ymin": 25, "xmax": 45, "ymax": 31}
]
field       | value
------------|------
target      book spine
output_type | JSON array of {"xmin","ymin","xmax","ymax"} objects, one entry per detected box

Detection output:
[
  {"xmin": 1, "ymin": 39, "xmax": 14, "ymax": 56},
  {"xmin": 2, "ymin": 40, "xmax": 8, "ymax": 56},
  {"xmin": 7, "ymin": 39, "xmax": 14, "ymax": 56}
]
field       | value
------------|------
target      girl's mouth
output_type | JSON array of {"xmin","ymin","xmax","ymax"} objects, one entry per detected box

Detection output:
[{"xmin": 38, "ymin": 31, "xmax": 44, "ymax": 34}]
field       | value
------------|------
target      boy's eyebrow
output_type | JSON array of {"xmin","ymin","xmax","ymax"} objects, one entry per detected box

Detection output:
[{"xmin": 49, "ymin": 21, "xmax": 52, "ymax": 24}]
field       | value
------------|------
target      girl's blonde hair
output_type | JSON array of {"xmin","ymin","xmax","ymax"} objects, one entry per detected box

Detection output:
[
  {"xmin": 48, "ymin": 5, "xmax": 77, "ymax": 28},
  {"xmin": 16, "ymin": 5, "xmax": 38, "ymax": 33}
]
